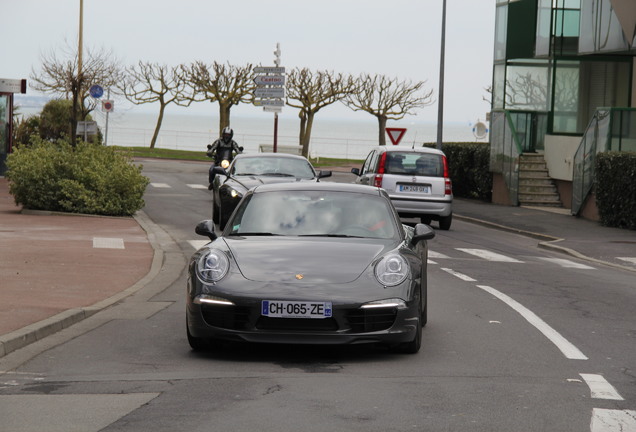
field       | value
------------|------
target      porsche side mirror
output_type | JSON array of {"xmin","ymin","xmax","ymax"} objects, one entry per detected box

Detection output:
[
  {"xmin": 317, "ymin": 170, "xmax": 332, "ymax": 179},
  {"xmin": 411, "ymin": 223, "xmax": 435, "ymax": 246},
  {"xmin": 195, "ymin": 220, "xmax": 218, "ymax": 241}
]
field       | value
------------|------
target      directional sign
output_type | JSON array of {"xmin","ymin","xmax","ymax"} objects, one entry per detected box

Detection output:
[
  {"xmin": 0, "ymin": 78, "xmax": 27, "ymax": 93},
  {"xmin": 255, "ymin": 88, "xmax": 285, "ymax": 98},
  {"xmin": 254, "ymin": 66, "xmax": 285, "ymax": 74},
  {"xmin": 253, "ymin": 99, "xmax": 284, "ymax": 107},
  {"xmin": 254, "ymin": 75, "xmax": 285, "ymax": 86},
  {"xmin": 386, "ymin": 128, "xmax": 407, "ymax": 145}
]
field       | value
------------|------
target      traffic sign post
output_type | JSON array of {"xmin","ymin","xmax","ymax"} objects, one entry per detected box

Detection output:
[
  {"xmin": 253, "ymin": 43, "xmax": 287, "ymax": 152},
  {"xmin": 89, "ymin": 84, "xmax": 104, "ymax": 99},
  {"xmin": 386, "ymin": 127, "xmax": 407, "ymax": 145}
]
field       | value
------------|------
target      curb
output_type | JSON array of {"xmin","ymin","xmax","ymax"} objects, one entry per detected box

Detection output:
[{"xmin": 0, "ymin": 210, "xmax": 165, "ymax": 359}]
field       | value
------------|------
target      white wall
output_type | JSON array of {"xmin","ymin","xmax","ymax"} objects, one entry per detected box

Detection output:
[{"xmin": 544, "ymin": 135, "xmax": 583, "ymax": 181}]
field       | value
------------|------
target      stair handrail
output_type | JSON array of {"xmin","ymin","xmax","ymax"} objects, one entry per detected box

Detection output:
[{"xmin": 571, "ymin": 108, "xmax": 610, "ymax": 216}]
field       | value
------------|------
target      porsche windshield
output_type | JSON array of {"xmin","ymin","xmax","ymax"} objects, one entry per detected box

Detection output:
[
  {"xmin": 228, "ymin": 190, "xmax": 397, "ymax": 239},
  {"xmin": 232, "ymin": 157, "xmax": 315, "ymax": 178}
]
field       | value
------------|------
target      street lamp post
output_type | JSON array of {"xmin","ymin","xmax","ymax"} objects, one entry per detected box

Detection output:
[{"xmin": 436, "ymin": 0, "xmax": 447, "ymax": 150}]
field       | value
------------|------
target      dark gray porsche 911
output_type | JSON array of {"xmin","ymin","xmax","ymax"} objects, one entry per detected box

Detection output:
[
  {"xmin": 211, "ymin": 153, "xmax": 332, "ymax": 230},
  {"xmin": 187, "ymin": 182, "xmax": 435, "ymax": 354}
]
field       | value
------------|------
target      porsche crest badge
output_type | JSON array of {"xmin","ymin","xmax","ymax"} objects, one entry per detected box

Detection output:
[{"xmin": 295, "ymin": 274, "xmax": 304, "ymax": 280}]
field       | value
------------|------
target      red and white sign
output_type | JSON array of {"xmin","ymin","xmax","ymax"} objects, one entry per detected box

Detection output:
[
  {"xmin": 102, "ymin": 100, "xmax": 114, "ymax": 112},
  {"xmin": 386, "ymin": 128, "xmax": 407, "ymax": 145}
]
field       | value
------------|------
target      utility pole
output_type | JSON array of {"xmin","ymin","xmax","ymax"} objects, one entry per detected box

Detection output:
[{"xmin": 436, "ymin": 0, "xmax": 447, "ymax": 150}]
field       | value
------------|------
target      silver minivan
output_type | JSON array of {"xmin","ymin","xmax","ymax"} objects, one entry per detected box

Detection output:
[{"xmin": 352, "ymin": 146, "xmax": 453, "ymax": 230}]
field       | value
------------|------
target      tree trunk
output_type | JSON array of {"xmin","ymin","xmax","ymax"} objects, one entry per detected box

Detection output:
[
  {"xmin": 377, "ymin": 115, "xmax": 388, "ymax": 146},
  {"xmin": 298, "ymin": 111, "xmax": 307, "ymax": 151},
  {"xmin": 301, "ymin": 112, "xmax": 315, "ymax": 158},
  {"xmin": 219, "ymin": 102, "xmax": 231, "ymax": 137},
  {"xmin": 150, "ymin": 103, "xmax": 166, "ymax": 149}
]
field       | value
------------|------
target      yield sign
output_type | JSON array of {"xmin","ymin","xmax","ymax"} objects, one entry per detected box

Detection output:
[{"xmin": 386, "ymin": 128, "xmax": 407, "ymax": 145}]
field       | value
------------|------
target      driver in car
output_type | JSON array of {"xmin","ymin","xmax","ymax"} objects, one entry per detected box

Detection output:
[{"xmin": 207, "ymin": 127, "xmax": 243, "ymax": 190}]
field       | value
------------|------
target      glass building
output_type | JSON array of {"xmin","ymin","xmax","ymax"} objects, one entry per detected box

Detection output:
[{"xmin": 490, "ymin": 0, "xmax": 635, "ymax": 216}]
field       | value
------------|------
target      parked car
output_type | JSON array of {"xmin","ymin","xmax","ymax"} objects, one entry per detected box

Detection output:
[
  {"xmin": 211, "ymin": 153, "xmax": 332, "ymax": 229},
  {"xmin": 187, "ymin": 182, "xmax": 435, "ymax": 354},
  {"xmin": 351, "ymin": 146, "xmax": 453, "ymax": 230}
]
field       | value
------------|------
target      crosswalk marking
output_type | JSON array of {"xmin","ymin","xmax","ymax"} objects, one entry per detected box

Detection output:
[
  {"xmin": 617, "ymin": 257, "xmax": 636, "ymax": 265},
  {"xmin": 591, "ymin": 409, "xmax": 636, "ymax": 432},
  {"xmin": 456, "ymin": 248, "xmax": 524, "ymax": 263},
  {"xmin": 187, "ymin": 184, "xmax": 208, "ymax": 190},
  {"xmin": 429, "ymin": 251, "xmax": 450, "ymax": 259},
  {"xmin": 441, "ymin": 268, "xmax": 477, "ymax": 282},
  {"xmin": 537, "ymin": 257, "xmax": 595, "ymax": 269},
  {"xmin": 579, "ymin": 374, "xmax": 624, "ymax": 400},
  {"xmin": 150, "ymin": 183, "xmax": 171, "ymax": 188}
]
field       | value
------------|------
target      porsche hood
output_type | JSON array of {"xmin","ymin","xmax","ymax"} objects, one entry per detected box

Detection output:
[{"xmin": 224, "ymin": 237, "xmax": 395, "ymax": 284}]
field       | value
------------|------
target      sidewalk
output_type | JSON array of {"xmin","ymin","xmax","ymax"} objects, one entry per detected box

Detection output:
[
  {"xmin": 1, "ymin": 174, "xmax": 635, "ymax": 359},
  {"xmin": 0, "ymin": 177, "xmax": 155, "ymax": 358}
]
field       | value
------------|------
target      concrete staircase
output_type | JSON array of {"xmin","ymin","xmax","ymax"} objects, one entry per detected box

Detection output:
[{"xmin": 518, "ymin": 153, "xmax": 563, "ymax": 207}]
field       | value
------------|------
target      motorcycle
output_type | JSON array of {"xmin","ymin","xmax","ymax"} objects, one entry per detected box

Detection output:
[{"xmin": 207, "ymin": 144, "xmax": 244, "ymax": 189}]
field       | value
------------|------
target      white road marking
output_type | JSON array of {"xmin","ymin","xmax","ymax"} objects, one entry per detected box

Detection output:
[
  {"xmin": 457, "ymin": 248, "xmax": 523, "ymax": 263},
  {"xmin": 591, "ymin": 409, "xmax": 636, "ymax": 432},
  {"xmin": 617, "ymin": 257, "xmax": 636, "ymax": 265},
  {"xmin": 93, "ymin": 237, "xmax": 125, "ymax": 249},
  {"xmin": 476, "ymin": 285, "xmax": 588, "ymax": 360},
  {"xmin": 187, "ymin": 184, "xmax": 208, "ymax": 190},
  {"xmin": 427, "ymin": 259, "xmax": 438, "ymax": 265},
  {"xmin": 537, "ymin": 257, "xmax": 595, "ymax": 269},
  {"xmin": 150, "ymin": 182, "xmax": 171, "ymax": 188},
  {"xmin": 188, "ymin": 240, "xmax": 209, "ymax": 250},
  {"xmin": 441, "ymin": 268, "xmax": 477, "ymax": 282},
  {"xmin": 429, "ymin": 250, "xmax": 450, "ymax": 259},
  {"xmin": 579, "ymin": 374, "xmax": 624, "ymax": 400}
]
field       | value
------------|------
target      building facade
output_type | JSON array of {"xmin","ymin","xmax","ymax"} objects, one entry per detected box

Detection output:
[{"xmin": 490, "ymin": 0, "xmax": 636, "ymax": 218}]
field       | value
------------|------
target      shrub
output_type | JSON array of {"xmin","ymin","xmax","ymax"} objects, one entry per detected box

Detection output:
[
  {"xmin": 424, "ymin": 142, "xmax": 492, "ymax": 201},
  {"xmin": 6, "ymin": 138, "xmax": 149, "ymax": 216},
  {"xmin": 595, "ymin": 152, "xmax": 636, "ymax": 229}
]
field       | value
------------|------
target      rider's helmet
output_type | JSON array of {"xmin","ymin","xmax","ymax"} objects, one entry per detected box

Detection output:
[{"xmin": 222, "ymin": 127, "xmax": 233, "ymax": 143}]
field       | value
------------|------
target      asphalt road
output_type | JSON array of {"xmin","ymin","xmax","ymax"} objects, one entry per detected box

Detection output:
[{"xmin": 1, "ymin": 159, "xmax": 634, "ymax": 432}]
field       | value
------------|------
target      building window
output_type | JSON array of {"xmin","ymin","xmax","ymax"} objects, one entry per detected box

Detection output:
[
  {"xmin": 494, "ymin": 4, "xmax": 508, "ymax": 61},
  {"xmin": 505, "ymin": 60, "xmax": 551, "ymax": 111}
]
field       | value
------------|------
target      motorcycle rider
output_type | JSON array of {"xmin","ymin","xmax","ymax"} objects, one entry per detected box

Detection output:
[{"xmin": 207, "ymin": 126, "xmax": 242, "ymax": 190}]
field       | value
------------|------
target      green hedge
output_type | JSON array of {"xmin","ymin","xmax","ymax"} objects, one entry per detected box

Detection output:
[
  {"xmin": 425, "ymin": 142, "xmax": 492, "ymax": 201},
  {"xmin": 6, "ymin": 138, "xmax": 149, "ymax": 216},
  {"xmin": 595, "ymin": 152, "xmax": 636, "ymax": 230}
]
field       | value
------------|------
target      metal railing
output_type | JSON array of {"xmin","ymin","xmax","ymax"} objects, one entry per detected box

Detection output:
[
  {"xmin": 571, "ymin": 107, "xmax": 636, "ymax": 215},
  {"xmin": 490, "ymin": 110, "xmax": 526, "ymax": 206}
]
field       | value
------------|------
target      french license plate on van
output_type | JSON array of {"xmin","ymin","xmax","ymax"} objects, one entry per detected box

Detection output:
[
  {"xmin": 399, "ymin": 184, "xmax": 431, "ymax": 193},
  {"xmin": 262, "ymin": 301, "xmax": 333, "ymax": 318}
]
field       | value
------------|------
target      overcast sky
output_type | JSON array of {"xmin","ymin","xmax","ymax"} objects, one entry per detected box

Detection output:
[{"xmin": 2, "ymin": 0, "xmax": 495, "ymax": 124}]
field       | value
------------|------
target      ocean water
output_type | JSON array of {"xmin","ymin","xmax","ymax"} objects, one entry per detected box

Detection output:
[{"xmin": 22, "ymin": 106, "xmax": 488, "ymax": 160}]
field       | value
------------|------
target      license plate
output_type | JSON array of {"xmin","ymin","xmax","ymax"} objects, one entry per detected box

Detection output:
[
  {"xmin": 399, "ymin": 184, "xmax": 431, "ymax": 193},
  {"xmin": 262, "ymin": 301, "xmax": 333, "ymax": 318}
]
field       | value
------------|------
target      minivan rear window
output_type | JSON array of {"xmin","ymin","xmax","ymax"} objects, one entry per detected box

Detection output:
[{"xmin": 385, "ymin": 152, "xmax": 443, "ymax": 177}]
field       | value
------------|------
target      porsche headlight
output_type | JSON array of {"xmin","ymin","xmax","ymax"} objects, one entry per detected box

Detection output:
[
  {"xmin": 230, "ymin": 188, "xmax": 242, "ymax": 199},
  {"xmin": 374, "ymin": 253, "xmax": 409, "ymax": 286},
  {"xmin": 196, "ymin": 249, "xmax": 230, "ymax": 283}
]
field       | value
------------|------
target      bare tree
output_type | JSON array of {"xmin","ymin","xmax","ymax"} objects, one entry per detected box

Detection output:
[
  {"xmin": 180, "ymin": 61, "xmax": 254, "ymax": 137},
  {"xmin": 30, "ymin": 44, "xmax": 122, "ymax": 145},
  {"xmin": 344, "ymin": 74, "xmax": 433, "ymax": 145},
  {"xmin": 120, "ymin": 62, "xmax": 187, "ymax": 149},
  {"xmin": 286, "ymin": 68, "xmax": 356, "ymax": 157}
]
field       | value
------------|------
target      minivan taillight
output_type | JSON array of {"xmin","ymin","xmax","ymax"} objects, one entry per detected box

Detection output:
[
  {"xmin": 442, "ymin": 155, "xmax": 452, "ymax": 195},
  {"xmin": 374, "ymin": 152, "xmax": 387, "ymax": 187},
  {"xmin": 445, "ymin": 178, "xmax": 452, "ymax": 195}
]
